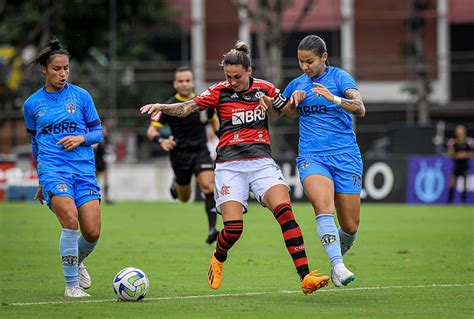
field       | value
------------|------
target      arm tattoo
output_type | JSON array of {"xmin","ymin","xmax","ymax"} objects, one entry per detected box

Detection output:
[
  {"xmin": 341, "ymin": 89, "xmax": 366, "ymax": 117},
  {"xmin": 160, "ymin": 100, "xmax": 199, "ymax": 117}
]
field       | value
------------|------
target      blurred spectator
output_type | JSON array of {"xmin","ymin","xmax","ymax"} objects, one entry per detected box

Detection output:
[{"xmin": 447, "ymin": 124, "xmax": 473, "ymax": 203}]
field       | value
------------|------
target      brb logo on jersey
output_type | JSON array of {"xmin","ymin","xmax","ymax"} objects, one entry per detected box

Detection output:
[
  {"xmin": 41, "ymin": 122, "xmax": 77, "ymax": 135},
  {"xmin": 232, "ymin": 109, "xmax": 266, "ymax": 125}
]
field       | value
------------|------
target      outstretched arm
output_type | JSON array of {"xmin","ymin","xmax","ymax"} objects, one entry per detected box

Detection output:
[{"xmin": 140, "ymin": 100, "xmax": 200, "ymax": 119}]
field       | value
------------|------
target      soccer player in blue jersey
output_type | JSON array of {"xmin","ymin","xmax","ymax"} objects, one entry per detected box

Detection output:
[
  {"xmin": 23, "ymin": 40, "xmax": 103, "ymax": 297},
  {"xmin": 260, "ymin": 35, "xmax": 366, "ymax": 287}
]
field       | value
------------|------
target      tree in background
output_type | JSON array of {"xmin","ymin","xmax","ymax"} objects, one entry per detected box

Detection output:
[
  {"xmin": 401, "ymin": 0, "xmax": 432, "ymax": 126},
  {"xmin": 233, "ymin": 0, "xmax": 316, "ymax": 88}
]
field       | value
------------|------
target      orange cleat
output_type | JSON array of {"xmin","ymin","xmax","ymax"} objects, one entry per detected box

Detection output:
[
  {"xmin": 207, "ymin": 252, "xmax": 224, "ymax": 289},
  {"xmin": 301, "ymin": 270, "xmax": 330, "ymax": 295}
]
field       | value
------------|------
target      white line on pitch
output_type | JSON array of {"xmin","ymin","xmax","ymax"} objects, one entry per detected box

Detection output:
[{"xmin": 6, "ymin": 283, "xmax": 473, "ymax": 307}]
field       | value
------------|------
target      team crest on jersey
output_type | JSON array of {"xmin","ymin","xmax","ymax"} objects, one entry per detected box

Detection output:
[
  {"xmin": 255, "ymin": 91, "xmax": 264, "ymax": 99},
  {"xmin": 37, "ymin": 109, "xmax": 46, "ymax": 117},
  {"xmin": 66, "ymin": 103, "xmax": 76, "ymax": 115},
  {"xmin": 56, "ymin": 183, "xmax": 68, "ymax": 192},
  {"xmin": 300, "ymin": 162, "xmax": 310, "ymax": 170}
]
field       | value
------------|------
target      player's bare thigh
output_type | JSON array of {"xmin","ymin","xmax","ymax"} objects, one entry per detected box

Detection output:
[
  {"xmin": 196, "ymin": 170, "xmax": 215, "ymax": 194},
  {"xmin": 51, "ymin": 196, "xmax": 79, "ymax": 229},
  {"xmin": 303, "ymin": 174, "xmax": 335, "ymax": 215}
]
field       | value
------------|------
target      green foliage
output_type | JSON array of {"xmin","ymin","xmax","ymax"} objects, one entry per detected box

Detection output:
[
  {"xmin": 0, "ymin": 202, "xmax": 473, "ymax": 318},
  {"xmin": 1, "ymin": 0, "xmax": 181, "ymax": 61}
]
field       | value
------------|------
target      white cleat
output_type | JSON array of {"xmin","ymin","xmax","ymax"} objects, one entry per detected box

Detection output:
[
  {"xmin": 331, "ymin": 263, "xmax": 355, "ymax": 287},
  {"xmin": 64, "ymin": 285, "xmax": 91, "ymax": 298},
  {"xmin": 78, "ymin": 262, "xmax": 91, "ymax": 289}
]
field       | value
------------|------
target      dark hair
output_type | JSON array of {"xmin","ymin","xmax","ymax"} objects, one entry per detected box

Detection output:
[
  {"xmin": 32, "ymin": 39, "xmax": 69, "ymax": 67},
  {"xmin": 221, "ymin": 41, "xmax": 251, "ymax": 69},
  {"xmin": 175, "ymin": 65, "xmax": 192, "ymax": 73},
  {"xmin": 298, "ymin": 35, "xmax": 329, "ymax": 66}
]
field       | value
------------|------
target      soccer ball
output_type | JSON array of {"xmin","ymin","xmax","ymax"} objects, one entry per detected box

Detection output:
[{"xmin": 113, "ymin": 267, "xmax": 149, "ymax": 301}]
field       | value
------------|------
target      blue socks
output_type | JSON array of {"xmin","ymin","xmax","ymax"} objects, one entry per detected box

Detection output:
[
  {"xmin": 78, "ymin": 235, "xmax": 98, "ymax": 265},
  {"xmin": 338, "ymin": 227, "xmax": 358, "ymax": 256},
  {"xmin": 316, "ymin": 214, "xmax": 343, "ymax": 267},
  {"xmin": 60, "ymin": 229, "xmax": 79, "ymax": 287}
]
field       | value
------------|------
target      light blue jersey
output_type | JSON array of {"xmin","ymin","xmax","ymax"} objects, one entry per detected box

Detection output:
[
  {"xmin": 283, "ymin": 66, "xmax": 359, "ymax": 156},
  {"xmin": 24, "ymin": 83, "xmax": 101, "ymax": 176},
  {"xmin": 284, "ymin": 66, "xmax": 363, "ymax": 194}
]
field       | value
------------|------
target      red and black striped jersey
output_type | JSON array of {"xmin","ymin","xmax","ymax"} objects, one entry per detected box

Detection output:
[{"xmin": 194, "ymin": 77, "xmax": 281, "ymax": 162}]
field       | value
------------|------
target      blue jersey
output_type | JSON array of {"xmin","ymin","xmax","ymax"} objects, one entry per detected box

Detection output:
[
  {"xmin": 24, "ymin": 83, "xmax": 101, "ymax": 175},
  {"xmin": 283, "ymin": 66, "xmax": 359, "ymax": 156}
]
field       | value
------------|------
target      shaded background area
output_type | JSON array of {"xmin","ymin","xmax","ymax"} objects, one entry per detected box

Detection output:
[{"xmin": 1, "ymin": 0, "xmax": 473, "ymax": 203}]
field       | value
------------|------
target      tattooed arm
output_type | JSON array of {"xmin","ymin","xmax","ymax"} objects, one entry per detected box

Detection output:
[
  {"xmin": 312, "ymin": 83, "xmax": 366, "ymax": 117},
  {"xmin": 340, "ymin": 88, "xmax": 366, "ymax": 117},
  {"xmin": 140, "ymin": 100, "xmax": 200, "ymax": 119}
]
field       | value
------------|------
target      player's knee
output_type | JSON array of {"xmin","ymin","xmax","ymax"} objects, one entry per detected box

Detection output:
[
  {"xmin": 315, "ymin": 204, "xmax": 335, "ymax": 215},
  {"xmin": 61, "ymin": 215, "xmax": 79, "ymax": 229},
  {"xmin": 200, "ymin": 184, "xmax": 214, "ymax": 194},
  {"xmin": 83, "ymin": 228, "xmax": 100, "ymax": 242},
  {"xmin": 178, "ymin": 194, "xmax": 191, "ymax": 202},
  {"xmin": 342, "ymin": 222, "xmax": 359, "ymax": 235}
]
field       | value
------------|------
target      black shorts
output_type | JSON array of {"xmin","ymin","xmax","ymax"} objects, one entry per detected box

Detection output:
[
  {"xmin": 453, "ymin": 165, "xmax": 468, "ymax": 177},
  {"xmin": 170, "ymin": 148, "xmax": 214, "ymax": 185}
]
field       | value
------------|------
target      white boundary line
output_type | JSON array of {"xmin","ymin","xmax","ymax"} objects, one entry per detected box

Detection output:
[{"xmin": 6, "ymin": 283, "xmax": 473, "ymax": 307}]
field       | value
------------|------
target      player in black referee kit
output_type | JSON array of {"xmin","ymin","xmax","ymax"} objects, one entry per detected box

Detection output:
[{"xmin": 147, "ymin": 66, "xmax": 220, "ymax": 243}]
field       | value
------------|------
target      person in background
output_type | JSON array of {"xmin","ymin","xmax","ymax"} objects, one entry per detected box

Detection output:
[
  {"xmin": 24, "ymin": 39, "xmax": 103, "ymax": 297},
  {"xmin": 447, "ymin": 124, "xmax": 473, "ymax": 203},
  {"xmin": 93, "ymin": 118, "xmax": 113, "ymax": 204},
  {"xmin": 141, "ymin": 41, "xmax": 330, "ymax": 295},
  {"xmin": 146, "ymin": 66, "xmax": 220, "ymax": 244}
]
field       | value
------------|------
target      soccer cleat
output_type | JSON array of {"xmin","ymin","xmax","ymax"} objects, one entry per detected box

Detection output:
[
  {"xmin": 207, "ymin": 252, "xmax": 224, "ymax": 289},
  {"xmin": 169, "ymin": 178, "xmax": 178, "ymax": 200},
  {"xmin": 205, "ymin": 228, "xmax": 219, "ymax": 245},
  {"xmin": 301, "ymin": 270, "xmax": 330, "ymax": 295},
  {"xmin": 64, "ymin": 285, "xmax": 91, "ymax": 298},
  {"xmin": 331, "ymin": 263, "xmax": 355, "ymax": 287},
  {"xmin": 78, "ymin": 262, "xmax": 91, "ymax": 289}
]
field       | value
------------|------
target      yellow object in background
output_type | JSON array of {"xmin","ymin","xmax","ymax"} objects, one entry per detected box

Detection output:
[{"xmin": 0, "ymin": 45, "xmax": 22, "ymax": 91}]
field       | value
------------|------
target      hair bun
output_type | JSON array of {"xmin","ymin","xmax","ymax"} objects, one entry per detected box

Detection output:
[
  {"xmin": 49, "ymin": 39, "xmax": 62, "ymax": 51},
  {"xmin": 234, "ymin": 41, "xmax": 250, "ymax": 55}
]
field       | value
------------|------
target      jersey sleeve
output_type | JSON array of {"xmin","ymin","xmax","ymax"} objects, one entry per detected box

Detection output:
[
  {"xmin": 82, "ymin": 91, "xmax": 101, "ymax": 127},
  {"xmin": 23, "ymin": 100, "xmax": 38, "ymax": 162},
  {"xmin": 282, "ymin": 79, "xmax": 296, "ymax": 100},
  {"xmin": 23, "ymin": 100, "xmax": 36, "ymax": 134},
  {"xmin": 335, "ymin": 69, "xmax": 358, "ymax": 96},
  {"xmin": 194, "ymin": 84, "xmax": 220, "ymax": 110}
]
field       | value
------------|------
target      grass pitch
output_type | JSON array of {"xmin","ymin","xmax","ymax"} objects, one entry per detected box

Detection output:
[{"xmin": 0, "ymin": 202, "xmax": 473, "ymax": 318}]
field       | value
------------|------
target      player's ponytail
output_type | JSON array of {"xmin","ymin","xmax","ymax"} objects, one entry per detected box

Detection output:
[
  {"xmin": 221, "ymin": 40, "xmax": 251, "ymax": 69},
  {"xmin": 31, "ymin": 39, "xmax": 69, "ymax": 67},
  {"xmin": 298, "ymin": 35, "xmax": 329, "ymax": 66}
]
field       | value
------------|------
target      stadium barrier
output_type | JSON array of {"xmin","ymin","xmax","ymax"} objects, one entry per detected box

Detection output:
[{"xmin": 1, "ymin": 157, "xmax": 472, "ymax": 204}]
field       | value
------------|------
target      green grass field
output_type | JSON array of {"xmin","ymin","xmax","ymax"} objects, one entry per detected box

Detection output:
[{"xmin": 0, "ymin": 202, "xmax": 473, "ymax": 318}]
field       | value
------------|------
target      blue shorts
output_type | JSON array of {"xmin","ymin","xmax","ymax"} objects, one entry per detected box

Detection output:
[
  {"xmin": 297, "ymin": 151, "xmax": 363, "ymax": 194},
  {"xmin": 40, "ymin": 172, "xmax": 101, "ymax": 207}
]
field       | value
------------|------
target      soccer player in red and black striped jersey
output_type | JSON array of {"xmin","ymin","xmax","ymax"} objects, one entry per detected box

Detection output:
[
  {"xmin": 146, "ymin": 66, "xmax": 220, "ymax": 244},
  {"xmin": 141, "ymin": 41, "xmax": 329, "ymax": 295}
]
